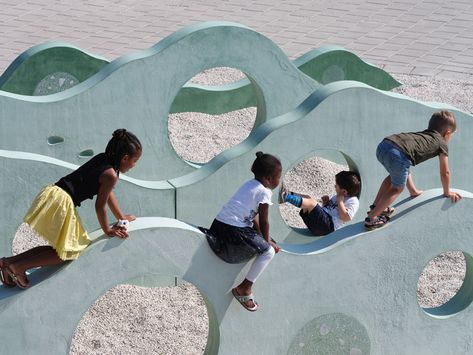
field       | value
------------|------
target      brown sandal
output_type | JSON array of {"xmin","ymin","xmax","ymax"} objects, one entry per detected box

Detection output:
[
  {"xmin": 0, "ymin": 258, "xmax": 15, "ymax": 288},
  {"xmin": 3, "ymin": 264, "xmax": 29, "ymax": 289},
  {"xmin": 364, "ymin": 215, "xmax": 390, "ymax": 230}
]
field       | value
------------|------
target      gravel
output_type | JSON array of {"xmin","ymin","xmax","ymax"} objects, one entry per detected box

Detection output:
[{"xmin": 11, "ymin": 69, "xmax": 471, "ymax": 354}]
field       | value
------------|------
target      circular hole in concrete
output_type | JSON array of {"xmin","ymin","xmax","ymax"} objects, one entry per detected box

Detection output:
[
  {"xmin": 70, "ymin": 280, "xmax": 209, "ymax": 354},
  {"xmin": 33, "ymin": 71, "xmax": 80, "ymax": 96},
  {"xmin": 417, "ymin": 250, "xmax": 471, "ymax": 318},
  {"xmin": 168, "ymin": 67, "xmax": 257, "ymax": 165},
  {"xmin": 279, "ymin": 151, "xmax": 360, "ymax": 234},
  {"xmin": 12, "ymin": 225, "xmax": 213, "ymax": 354},
  {"xmin": 287, "ymin": 312, "xmax": 370, "ymax": 354}
]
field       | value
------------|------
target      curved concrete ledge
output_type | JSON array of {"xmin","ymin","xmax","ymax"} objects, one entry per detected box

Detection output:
[
  {"xmin": 0, "ymin": 39, "xmax": 399, "ymax": 114},
  {"xmin": 0, "ymin": 21, "xmax": 318, "ymax": 182},
  {"xmin": 169, "ymin": 80, "xmax": 473, "ymax": 236},
  {"xmin": 1, "ymin": 79, "xmax": 472, "ymax": 256},
  {"xmin": 0, "ymin": 43, "xmax": 108, "ymax": 95},
  {"xmin": 2, "ymin": 194, "xmax": 473, "ymax": 354},
  {"xmin": 293, "ymin": 44, "xmax": 401, "ymax": 90},
  {"xmin": 280, "ymin": 188, "xmax": 473, "ymax": 254},
  {"xmin": 169, "ymin": 45, "xmax": 401, "ymax": 114},
  {"xmin": 169, "ymin": 79, "xmax": 466, "ymax": 188}
]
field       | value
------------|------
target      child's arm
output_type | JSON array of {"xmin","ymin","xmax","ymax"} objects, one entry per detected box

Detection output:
[
  {"xmin": 257, "ymin": 203, "xmax": 280, "ymax": 253},
  {"xmin": 336, "ymin": 193, "xmax": 352, "ymax": 222},
  {"xmin": 439, "ymin": 153, "xmax": 462, "ymax": 202},
  {"xmin": 107, "ymin": 191, "xmax": 136, "ymax": 222},
  {"xmin": 96, "ymin": 169, "xmax": 128, "ymax": 239}
]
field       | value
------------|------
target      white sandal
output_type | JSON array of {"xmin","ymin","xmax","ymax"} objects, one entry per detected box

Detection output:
[{"xmin": 232, "ymin": 288, "xmax": 258, "ymax": 312}]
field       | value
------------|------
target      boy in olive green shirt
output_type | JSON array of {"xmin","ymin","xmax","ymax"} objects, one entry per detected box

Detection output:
[{"xmin": 365, "ymin": 110, "xmax": 462, "ymax": 230}]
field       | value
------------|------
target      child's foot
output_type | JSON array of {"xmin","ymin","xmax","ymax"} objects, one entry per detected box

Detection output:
[
  {"xmin": 232, "ymin": 287, "xmax": 258, "ymax": 312},
  {"xmin": 364, "ymin": 215, "xmax": 390, "ymax": 230},
  {"xmin": 278, "ymin": 182, "xmax": 289, "ymax": 204},
  {"xmin": 0, "ymin": 258, "xmax": 15, "ymax": 288},
  {"xmin": 367, "ymin": 204, "xmax": 395, "ymax": 217},
  {"xmin": 410, "ymin": 190, "xmax": 423, "ymax": 198},
  {"xmin": 3, "ymin": 263, "xmax": 29, "ymax": 289}
]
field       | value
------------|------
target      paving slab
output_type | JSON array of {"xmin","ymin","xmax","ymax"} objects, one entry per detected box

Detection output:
[{"xmin": 0, "ymin": 1, "xmax": 472, "ymax": 78}]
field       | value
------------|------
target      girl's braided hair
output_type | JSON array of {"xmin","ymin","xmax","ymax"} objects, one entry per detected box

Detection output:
[
  {"xmin": 251, "ymin": 151, "xmax": 281, "ymax": 179},
  {"xmin": 105, "ymin": 129, "xmax": 142, "ymax": 170}
]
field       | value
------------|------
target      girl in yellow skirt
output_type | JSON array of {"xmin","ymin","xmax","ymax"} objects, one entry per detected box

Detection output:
[{"xmin": 0, "ymin": 129, "xmax": 142, "ymax": 289}]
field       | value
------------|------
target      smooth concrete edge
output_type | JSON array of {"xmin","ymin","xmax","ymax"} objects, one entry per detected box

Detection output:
[
  {"xmin": 0, "ymin": 149, "xmax": 174, "ymax": 190},
  {"xmin": 169, "ymin": 80, "xmax": 470, "ymax": 188},
  {"xmin": 0, "ymin": 23, "xmax": 401, "ymax": 104},
  {"xmin": 280, "ymin": 188, "xmax": 473, "ymax": 255},
  {"xmin": 0, "ymin": 42, "xmax": 109, "ymax": 88},
  {"xmin": 0, "ymin": 22, "xmax": 266, "ymax": 103}
]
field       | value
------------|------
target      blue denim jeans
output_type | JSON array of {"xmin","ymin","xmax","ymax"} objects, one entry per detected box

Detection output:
[{"xmin": 376, "ymin": 139, "xmax": 412, "ymax": 188}]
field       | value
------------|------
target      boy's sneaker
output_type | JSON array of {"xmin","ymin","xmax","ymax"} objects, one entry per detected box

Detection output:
[
  {"xmin": 278, "ymin": 182, "xmax": 289, "ymax": 204},
  {"xmin": 364, "ymin": 215, "xmax": 390, "ymax": 230}
]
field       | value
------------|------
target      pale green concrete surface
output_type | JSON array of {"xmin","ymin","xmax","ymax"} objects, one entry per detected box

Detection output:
[
  {"xmin": 1, "ymin": 195, "xmax": 473, "ymax": 355},
  {"xmin": 0, "ymin": 43, "xmax": 108, "ymax": 95},
  {"xmin": 1, "ymin": 21, "xmax": 473, "ymax": 354},
  {"xmin": 0, "ymin": 42, "xmax": 400, "ymax": 112}
]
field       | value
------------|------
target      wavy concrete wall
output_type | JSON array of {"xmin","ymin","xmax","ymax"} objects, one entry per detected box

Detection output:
[{"xmin": 0, "ymin": 21, "xmax": 472, "ymax": 354}]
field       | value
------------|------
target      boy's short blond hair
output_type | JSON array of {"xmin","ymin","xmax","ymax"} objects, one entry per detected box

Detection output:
[{"xmin": 428, "ymin": 110, "xmax": 456, "ymax": 135}]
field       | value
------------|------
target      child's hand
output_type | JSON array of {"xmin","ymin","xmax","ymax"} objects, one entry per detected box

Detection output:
[
  {"xmin": 445, "ymin": 191, "xmax": 462, "ymax": 202},
  {"xmin": 115, "ymin": 219, "xmax": 129, "ymax": 230},
  {"xmin": 107, "ymin": 225, "xmax": 129, "ymax": 239},
  {"xmin": 123, "ymin": 214, "xmax": 136, "ymax": 222},
  {"xmin": 270, "ymin": 241, "xmax": 281, "ymax": 253},
  {"xmin": 321, "ymin": 195, "xmax": 330, "ymax": 205}
]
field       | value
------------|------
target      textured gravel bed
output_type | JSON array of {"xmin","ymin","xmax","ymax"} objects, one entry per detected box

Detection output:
[{"xmin": 11, "ymin": 70, "xmax": 471, "ymax": 354}]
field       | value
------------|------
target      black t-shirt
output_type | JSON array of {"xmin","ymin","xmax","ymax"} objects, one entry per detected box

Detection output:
[{"xmin": 56, "ymin": 153, "xmax": 117, "ymax": 206}]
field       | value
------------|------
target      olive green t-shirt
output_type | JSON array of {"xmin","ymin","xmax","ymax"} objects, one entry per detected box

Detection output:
[{"xmin": 385, "ymin": 130, "xmax": 448, "ymax": 166}]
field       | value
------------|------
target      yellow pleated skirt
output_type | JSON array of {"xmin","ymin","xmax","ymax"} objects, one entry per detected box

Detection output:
[{"xmin": 23, "ymin": 184, "xmax": 90, "ymax": 260}]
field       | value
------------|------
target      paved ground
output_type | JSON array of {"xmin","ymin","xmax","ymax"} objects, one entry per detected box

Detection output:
[{"xmin": 0, "ymin": 0, "xmax": 473, "ymax": 79}]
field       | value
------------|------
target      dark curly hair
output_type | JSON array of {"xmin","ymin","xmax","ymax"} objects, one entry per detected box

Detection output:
[
  {"xmin": 335, "ymin": 171, "xmax": 361, "ymax": 197},
  {"xmin": 251, "ymin": 151, "xmax": 281, "ymax": 179},
  {"xmin": 105, "ymin": 129, "xmax": 142, "ymax": 170}
]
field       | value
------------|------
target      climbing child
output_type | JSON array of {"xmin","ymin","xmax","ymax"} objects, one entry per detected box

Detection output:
[
  {"xmin": 0, "ymin": 129, "xmax": 142, "ymax": 289},
  {"xmin": 365, "ymin": 110, "xmax": 462, "ymax": 230},
  {"xmin": 204, "ymin": 151, "xmax": 282, "ymax": 312},
  {"xmin": 279, "ymin": 171, "xmax": 361, "ymax": 236}
]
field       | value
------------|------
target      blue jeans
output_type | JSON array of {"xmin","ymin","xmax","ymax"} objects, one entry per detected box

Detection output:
[{"xmin": 376, "ymin": 139, "xmax": 412, "ymax": 188}]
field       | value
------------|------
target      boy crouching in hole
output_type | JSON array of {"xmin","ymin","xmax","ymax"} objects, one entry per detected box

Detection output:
[{"xmin": 279, "ymin": 171, "xmax": 361, "ymax": 236}]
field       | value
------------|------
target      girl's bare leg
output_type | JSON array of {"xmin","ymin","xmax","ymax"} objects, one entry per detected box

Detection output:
[
  {"xmin": 5, "ymin": 245, "xmax": 53, "ymax": 263},
  {"xmin": 3, "ymin": 246, "xmax": 64, "ymax": 287}
]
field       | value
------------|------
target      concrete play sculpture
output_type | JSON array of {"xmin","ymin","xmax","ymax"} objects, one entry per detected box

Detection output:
[
  {"xmin": 0, "ymin": 21, "xmax": 473, "ymax": 354},
  {"xmin": 0, "ymin": 42, "xmax": 399, "ymax": 99}
]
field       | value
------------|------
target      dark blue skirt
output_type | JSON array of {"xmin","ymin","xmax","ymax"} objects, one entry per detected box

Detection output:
[{"xmin": 200, "ymin": 219, "xmax": 270, "ymax": 264}]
